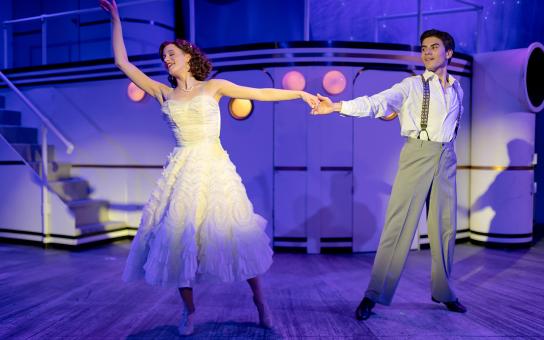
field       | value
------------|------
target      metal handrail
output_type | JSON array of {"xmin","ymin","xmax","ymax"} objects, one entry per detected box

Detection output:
[
  {"xmin": 2, "ymin": 0, "xmax": 166, "ymax": 24},
  {"xmin": 1, "ymin": 0, "xmax": 169, "ymax": 245},
  {"xmin": 374, "ymin": 0, "xmax": 484, "ymax": 51},
  {"xmin": 0, "ymin": 70, "xmax": 74, "ymax": 244},
  {"xmin": 0, "ymin": 70, "xmax": 74, "ymax": 154},
  {"xmin": 2, "ymin": 0, "xmax": 169, "ymax": 68},
  {"xmin": 376, "ymin": 6, "xmax": 482, "ymax": 21}
]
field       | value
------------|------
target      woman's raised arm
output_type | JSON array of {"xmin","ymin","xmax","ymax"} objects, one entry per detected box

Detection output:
[{"xmin": 99, "ymin": 0, "xmax": 171, "ymax": 103}]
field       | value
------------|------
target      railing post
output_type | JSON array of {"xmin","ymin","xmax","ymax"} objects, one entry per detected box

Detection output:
[
  {"xmin": 374, "ymin": 18, "xmax": 379, "ymax": 43},
  {"xmin": 475, "ymin": 8, "xmax": 482, "ymax": 53},
  {"xmin": 41, "ymin": 17, "xmax": 47, "ymax": 65},
  {"xmin": 40, "ymin": 125, "xmax": 50, "ymax": 245},
  {"xmin": 189, "ymin": 0, "xmax": 195, "ymax": 42},
  {"xmin": 3, "ymin": 24, "xmax": 8, "ymax": 68},
  {"xmin": 304, "ymin": 0, "xmax": 310, "ymax": 41},
  {"xmin": 109, "ymin": 21, "xmax": 113, "ymax": 58},
  {"xmin": 416, "ymin": 0, "xmax": 423, "ymax": 45}
]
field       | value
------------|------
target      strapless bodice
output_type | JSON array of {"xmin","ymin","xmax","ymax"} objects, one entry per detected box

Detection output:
[{"xmin": 161, "ymin": 95, "xmax": 221, "ymax": 146}]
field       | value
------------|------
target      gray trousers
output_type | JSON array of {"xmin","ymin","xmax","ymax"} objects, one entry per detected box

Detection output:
[{"xmin": 365, "ymin": 137, "xmax": 458, "ymax": 305}]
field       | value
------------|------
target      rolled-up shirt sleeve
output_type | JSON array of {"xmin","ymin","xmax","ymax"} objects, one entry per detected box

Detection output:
[{"xmin": 340, "ymin": 78, "xmax": 410, "ymax": 118}]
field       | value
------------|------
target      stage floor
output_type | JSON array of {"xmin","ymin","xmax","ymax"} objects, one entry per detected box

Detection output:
[{"xmin": 1, "ymin": 239, "xmax": 543, "ymax": 339}]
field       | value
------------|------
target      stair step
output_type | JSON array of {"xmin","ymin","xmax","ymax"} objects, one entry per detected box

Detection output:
[
  {"xmin": 0, "ymin": 110, "xmax": 21, "ymax": 126},
  {"xmin": 75, "ymin": 221, "xmax": 128, "ymax": 237},
  {"xmin": 30, "ymin": 161, "xmax": 71, "ymax": 180},
  {"xmin": 0, "ymin": 126, "xmax": 37, "ymax": 144},
  {"xmin": 0, "ymin": 96, "xmax": 4, "ymax": 109},
  {"xmin": 68, "ymin": 199, "xmax": 110, "ymax": 226},
  {"xmin": 49, "ymin": 178, "xmax": 90, "ymax": 201},
  {"xmin": 11, "ymin": 143, "xmax": 56, "ymax": 162}
]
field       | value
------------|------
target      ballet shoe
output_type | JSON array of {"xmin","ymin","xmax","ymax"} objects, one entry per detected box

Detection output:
[{"xmin": 178, "ymin": 307, "xmax": 195, "ymax": 336}]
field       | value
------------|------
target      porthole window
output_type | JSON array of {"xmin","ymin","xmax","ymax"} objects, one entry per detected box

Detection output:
[{"xmin": 229, "ymin": 98, "xmax": 254, "ymax": 120}]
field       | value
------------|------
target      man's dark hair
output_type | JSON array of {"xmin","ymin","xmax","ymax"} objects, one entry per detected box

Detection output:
[{"xmin": 420, "ymin": 29, "xmax": 455, "ymax": 64}]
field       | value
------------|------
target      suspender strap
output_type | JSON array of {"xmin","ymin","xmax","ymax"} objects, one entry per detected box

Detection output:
[
  {"xmin": 417, "ymin": 74, "xmax": 463, "ymax": 142},
  {"xmin": 418, "ymin": 74, "xmax": 431, "ymax": 141}
]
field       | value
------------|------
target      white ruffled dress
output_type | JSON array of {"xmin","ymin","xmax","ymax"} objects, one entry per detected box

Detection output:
[{"xmin": 122, "ymin": 94, "xmax": 273, "ymax": 287}]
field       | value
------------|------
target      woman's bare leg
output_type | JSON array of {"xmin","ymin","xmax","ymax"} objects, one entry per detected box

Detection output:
[
  {"xmin": 247, "ymin": 277, "xmax": 264, "ymax": 304},
  {"xmin": 178, "ymin": 287, "xmax": 195, "ymax": 313},
  {"xmin": 177, "ymin": 287, "xmax": 195, "ymax": 335},
  {"xmin": 247, "ymin": 277, "xmax": 272, "ymax": 327}
]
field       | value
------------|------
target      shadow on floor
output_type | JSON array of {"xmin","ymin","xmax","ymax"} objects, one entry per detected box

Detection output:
[{"xmin": 127, "ymin": 321, "xmax": 281, "ymax": 339}]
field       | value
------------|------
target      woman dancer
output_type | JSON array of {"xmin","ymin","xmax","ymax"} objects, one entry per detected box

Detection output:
[{"xmin": 100, "ymin": 0, "xmax": 318, "ymax": 336}]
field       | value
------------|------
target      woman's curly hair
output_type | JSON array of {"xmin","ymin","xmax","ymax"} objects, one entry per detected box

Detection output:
[{"xmin": 159, "ymin": 39, "xmax": 212, "ymax": 87}]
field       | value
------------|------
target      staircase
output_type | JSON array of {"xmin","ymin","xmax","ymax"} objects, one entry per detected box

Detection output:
[{"xmin": 0, "ymin": 94, "xmax": 131, "ymax": 247}]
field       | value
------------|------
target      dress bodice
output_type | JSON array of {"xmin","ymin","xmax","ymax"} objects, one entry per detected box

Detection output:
[{"xmin": 161, "ymin": 94, "xmax": 221, "ymax": 146}]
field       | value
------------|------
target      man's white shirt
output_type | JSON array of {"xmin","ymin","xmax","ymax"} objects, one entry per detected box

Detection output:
[{"xmin": 340, "ymin": 69, "xmax": 464, "ymax": 143}]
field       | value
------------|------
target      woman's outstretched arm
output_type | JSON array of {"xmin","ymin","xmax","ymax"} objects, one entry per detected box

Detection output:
[
  {"xmin": 100, "ymin": 0, "xmax": 171, "ymax": 103},
  {"xmin": 210, "ymin": 79, "xmax": 318, "ymax": 109}
]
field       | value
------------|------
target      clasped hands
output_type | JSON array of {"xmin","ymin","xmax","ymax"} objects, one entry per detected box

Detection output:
[{"xmin": 301, "ymin": 92, "xmax": 337, "ymax": 115}]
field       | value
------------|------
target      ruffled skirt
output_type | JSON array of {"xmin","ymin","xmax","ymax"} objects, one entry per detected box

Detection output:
[{"xmin": 122, "ymin": 140, "xmax": 273, "ymax": 287}]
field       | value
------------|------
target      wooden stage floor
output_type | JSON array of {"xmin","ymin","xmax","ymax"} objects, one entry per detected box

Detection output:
[{"xmin": 1, "ymin": 238, "xmax": 543, "ymax": 339}]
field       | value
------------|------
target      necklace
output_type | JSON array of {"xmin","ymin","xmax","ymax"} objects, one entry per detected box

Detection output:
[{"xmin": 180, "ymin": 82, "xmax": 200, "ymax": 92}]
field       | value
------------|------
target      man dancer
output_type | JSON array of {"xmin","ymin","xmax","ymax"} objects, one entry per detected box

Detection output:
[{"xmin": 312, "ymin": 29, "xmax": 467, "ymax": 320}]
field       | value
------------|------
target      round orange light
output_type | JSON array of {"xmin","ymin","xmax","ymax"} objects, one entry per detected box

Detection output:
[
  {"xmin": 127, "ymin": 82, "xmax": 145, "ymax": 102},
  {"xmin": 282, "ymin": 70, "xmax": 306, "ymax": 91},
  {"xmin": 322, "ymin": 70, "xmax": 347, "ymax": 95},
  {"xmin": 229, "ymin": 98, "xmax": 253, "ymax": 120}
]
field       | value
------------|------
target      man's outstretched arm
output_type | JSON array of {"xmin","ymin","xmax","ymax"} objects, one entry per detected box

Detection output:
[{"xmin": 312, "ymin": 79, "xmax": 410, "ymax": 118}]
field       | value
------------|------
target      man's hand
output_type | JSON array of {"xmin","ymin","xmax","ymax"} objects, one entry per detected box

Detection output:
[{"xmin": 311, "ymin": 93, "xmax": 340, "ymax": 115}]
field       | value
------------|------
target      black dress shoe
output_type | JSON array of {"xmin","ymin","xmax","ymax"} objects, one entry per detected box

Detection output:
[
  {"xmin": 355, "ymin": 297, "xmax": 376, "ymax": 320},
  {"xmin": 431, "ymin": 297, "xmax": 467, "ymax": 313}
]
